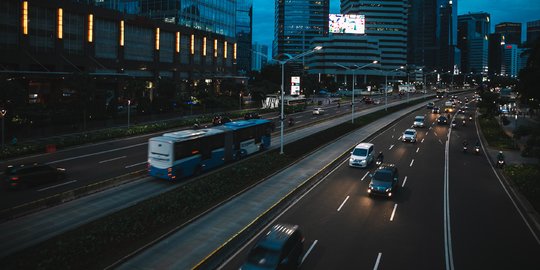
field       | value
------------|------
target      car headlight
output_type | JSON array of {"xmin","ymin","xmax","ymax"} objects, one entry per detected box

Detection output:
[{"xmin": 385, "ymin": 187, "xmax": 392, "ymax": 192}]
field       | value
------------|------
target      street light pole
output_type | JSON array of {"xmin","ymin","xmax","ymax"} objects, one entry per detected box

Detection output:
[
  {"xmin": 0, "ymin": 109, "xmax": 6, "ymax": 149},
  {"xmin": 334, "ymin": 60, "xmax": 378, "ymax": 123},
  {"xmin": 127, "ymin": 100, "xmax": 131, "ymax": 129},
  {"xmin": 277, "ymin": 46, "xmax": 322, "ymax": 154}
]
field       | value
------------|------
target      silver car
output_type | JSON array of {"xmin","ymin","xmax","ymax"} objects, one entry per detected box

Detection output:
[{"xmin": 402, "ymin": 128, "xmax": 417, "ymax": 143}]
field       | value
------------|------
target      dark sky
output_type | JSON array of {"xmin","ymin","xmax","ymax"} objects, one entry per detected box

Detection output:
[{"xmin": 253, "ymin": 0, "xmax": 540, "ymax": 55}]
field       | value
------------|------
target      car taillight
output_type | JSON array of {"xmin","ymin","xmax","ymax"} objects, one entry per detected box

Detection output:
[{"xmin": 10, "ymin": 176, "xmax": 19, "ymax": 181}]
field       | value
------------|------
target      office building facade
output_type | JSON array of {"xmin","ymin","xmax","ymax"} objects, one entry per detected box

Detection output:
[
  {"xmin": 527, "ymin": 20, "xmax": 540, "ymax": 45},
  {"xmin": 495, "ymin": 22, "xmax": 522, "ymax": 46},
  {"xmin": 235, "ymin": 0, "xmax": 252, "ymax": 75},
  {"xmin": 341, "ymin": 0, "xmax": 408, "ymax": 71},
  {"xmin": 438, "ymin": 0, "xmax": 459, "ymax": 73},
  {"xmin": 457, "ymin": 12, "xmax": 490, "ymax": 74},
  {"xmin": 273, "ymin": 0, "xmax": 329, "ymax": 59},
  {"xmin": 488, "ymin": 33, "xmax": 504, "ymax": 76},
  {"xmin": 0, "ymin": 0, "xmax": 237, "ymax": 104}
]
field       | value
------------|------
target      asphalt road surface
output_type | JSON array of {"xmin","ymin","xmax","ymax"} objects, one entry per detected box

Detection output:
[{"xmin": 222, "ymin": 95, "xmax": 540, "ymax": 270}]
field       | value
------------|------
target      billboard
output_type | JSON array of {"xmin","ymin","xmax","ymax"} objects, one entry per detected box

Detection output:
[
  {"xmin": 329, "ymin": 14, "xmax": 365, "ymax": 34},
  {"xmin": 291, "ymin": 76, "xmax": 300, "ymax": 95}
]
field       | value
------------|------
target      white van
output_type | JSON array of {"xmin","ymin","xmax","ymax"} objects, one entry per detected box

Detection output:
[{"xmin": 349, "ymin": 143, "xmax": 375, "ymax": 168}]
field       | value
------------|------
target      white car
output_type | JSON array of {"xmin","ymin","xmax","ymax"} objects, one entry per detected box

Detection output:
[
  {"xmin": 349, "ymin": 142, "xmax": 375, "ymax": 168},
  {"xmin": 312, "ymin": 108, "xmax": 325, "ymax": 115},
  {"xmin": 402, "ymin": 128, "xmax": 417, "ymax": 143},
  {"xmin": 413, "ymin": 116, "xmax": 425, "ymax": 128}
]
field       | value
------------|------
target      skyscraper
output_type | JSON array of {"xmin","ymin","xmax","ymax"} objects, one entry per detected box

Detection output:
[
  {"xmin": 140, "ymin": 0, "xmax": 237, "ymax": 38},
  {"xmin": 236, "ymin": 0, "xmax": 252, "ymax": 75},
  {"xmin": 407, "ymin": 0, "xmax": 443, "ymax": 70},
  {"xmin": 252, "ymin": 43, "xmax": 268, "ymax": 71},
  {"xmin": 273, "ymin": 0, "xmax": 329, "ymax": 58},
  {"xmin": 341, "ymin": 0, "xmax": 407, "ymax": 71},
  {"xmin": 438, "ymin": 0, "xmax": 458, "ymax": 73},
  {"xmin": 458, "ymin": 12, "xmax": 490, "ymax": 74},
  {"xmin": 495, "ymin": 22, "xmax": 522, "ymax": 45},
  {"xmin": 527, "ymin": 20, "xmax": 540, "ymax": 45},
  {"xmin": 488, "ymin": 33, "xmax": 504, "ymax": 76}
]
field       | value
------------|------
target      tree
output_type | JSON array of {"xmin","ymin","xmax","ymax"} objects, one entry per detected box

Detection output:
[{"xmin": 517, "ymin": 39, "xmax": 540, "ymax": 109}]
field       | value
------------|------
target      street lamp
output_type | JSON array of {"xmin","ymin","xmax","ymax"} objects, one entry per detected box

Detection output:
[
  {"xmin": 276, "ymin": 46, "xmax": 322, "ymax": 154},
  {"xmin": 383, "ymin": 66, "xmax": 404, "ymax": 111},
  {"xmin": 334, "ymin": 60, "xmax": 378, "ymax": 123},
  {"xmin": 0, "ymin": 109, "xmax": 6, "ymax": 149},
  {"xmin": 127, "ymin": 100, "xmax": 131, "ymax": 129}
]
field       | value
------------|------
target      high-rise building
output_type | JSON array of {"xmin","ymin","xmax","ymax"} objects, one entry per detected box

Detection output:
[
  {"xmin": 341, "ymin": 0, "xmax": 407, "ymax": 71},
  {"xmin": 236, "ymin": 0, "xmax": 252, "ymax": 75},
  {"xmin": 527, "ymin": 20, "xmax": 540, "ymax": 45},
  {"xmin": 502, "ymin": 44, "xmax": 520, "ymax": 77},
  {"xmin": 252, "ymin": 43, "xmax": 268, "ymax": 72},
  {"xmin": 140, "ymin": 0, "xmax": 237, "ymax": 38},
  {"xmin": 458, "ymin": 12, "xmax": 490, "ymax": 74},
  {"xmin": 438, "ymin": 0, "xmax": 459, "ymax": 73},
  {"xmin": 407, "ymin": 0, "xmax": 443, "ymax": 70},
  {"xmin": 488, "ymin": 33, "xmax": 504, "ymax": 76},
  {"xmin": 495, "ymin": 22, "xmax": 522, "ymax": 46},
  {"xmin": 273, "ymin": 0, "xmax": 329, "ymax": 59}
]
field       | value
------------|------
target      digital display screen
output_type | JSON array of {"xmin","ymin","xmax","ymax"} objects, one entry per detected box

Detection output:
[{"xmin": 329, "ymin": 14, "xmax": 365, "ymax": 34}]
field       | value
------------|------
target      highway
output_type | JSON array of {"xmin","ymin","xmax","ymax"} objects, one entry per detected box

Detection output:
[
  {"xmin": 0, "ymin": 93, "xmax": 416, "ymax": 259},
  {"xmin": 0, "ymin": 96, "xmax": 383, "ymax": 210},
  {"xmin": 221, "ymin": 95, "xmax": 539, "ymax": 269}
]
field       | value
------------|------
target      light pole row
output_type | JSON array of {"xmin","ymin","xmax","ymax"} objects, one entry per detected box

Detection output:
[{"xmin": 334, "ymin": 60, "xmax": 378, "ymax": 123}]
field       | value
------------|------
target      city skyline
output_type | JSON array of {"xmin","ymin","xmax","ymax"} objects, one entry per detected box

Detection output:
[{"xmin": 253, "ymin": 0, "xmax": 540, "ymax": 57}]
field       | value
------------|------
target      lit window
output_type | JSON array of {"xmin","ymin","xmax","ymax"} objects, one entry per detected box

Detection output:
[
  {"xmin": 120, "ymin": 20, "xmax": 124, "ymax": 46},
  {"xmin": 176, "ymin": 32, "xmax": 180, "ymax": 53},
  {"xmin": 224, "ymin": 41, "xmax": 228, "ymax": 59},
  {"xmin": 191, "ymin": 34, "xmax": 194, "ymax": 55},
  {"xmin": 214, "ymin": 39, "xmax": 218, "ymax": 57},
  {"xmin": 57, "ymin": 8, "xmax": 63, "ymax": 39},
  {"xmin": 155, "ymin": 28, "xmax": 160, "ymax": 50},
  {"xmin": 88, "ymin": 14, "xmax": 93, "ymax": 42},
  {"xmin": 22, "ymin": 1, "xmax": 28, "ymax": 35},
  {"xmin": 203, "ymin": 37, "xmax": 206, "ymax": 56}
]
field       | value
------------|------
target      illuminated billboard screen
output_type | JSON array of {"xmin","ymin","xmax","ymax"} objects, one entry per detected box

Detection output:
[{"xmin": 329, "ymin": 14, "xmax": 365, "ymax": 34}]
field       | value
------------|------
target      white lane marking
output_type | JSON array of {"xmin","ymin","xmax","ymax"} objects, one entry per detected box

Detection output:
[
  {"xmin": 37, "ymin": 180, "xmax": 77, "ymax": 192},
  {"xmin": 421, "ymin": 138, "xmax": 425, "ymax": 143},
  {"xmin": 48, "ymin": 143, "xmax": 147, "ymax": 164},
  {"xmin": 218, "ymin": 159, "xmax": 348, "ymax": 269},
  {"xmin": 389, "ymin": 144, "xmax": 394, "ymax": 150},
  {"xmin": 361, "ymin": 171, "xmax": 370, "ymax": 181},
  {"xmin": 434, "ymin": 132, "xmax": 438, "ymax": 136},
  {"xmin": 416, "ymin": 147, "xmax": 420, "ymax": 153},
  {"xmin": 390, "ymin": 204, "xmax": 398, "ymax": 221},
  {"xmin": 425, "ymin": 131, "xmax": 429, "ymax": 135},
  {"xmin": 99, "ymin": 156, "xmax": 127, "ymax": 164},
  {"xmin": 373, "ymin": 252, "xmax": 382, "ymax": 270},
  {"xmin": 409, "ymin": 159, "xmax": 414, "ymax": 167},
  {"xmin": 125, "ymin": 161, "xmax": 147, "ymax": 169},
  {"xmin": 444, "ymin": 129, "xmax": 455, "ymax": 270},
  {"xmin": 337, "ymin": 196, "xmax": 350, "ymax": 212},
  {"xmin": 439, "ymin": 139, "xmax": 444, "ymax": 145},
  {"xmin": 301, "ymin": 240, "xmax": 318, "ymax": 264},
  {"xmin": 392, "ymin": 135, "xmax": 394, "ymax": 139},
  {"xmin": 402, "ymin": 176, "xmax": 408, "ymax": 187}
]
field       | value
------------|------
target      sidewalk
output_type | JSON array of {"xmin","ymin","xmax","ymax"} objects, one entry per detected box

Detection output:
[{"xmin": 488, "ymin": 114, "xmax": 539, "ymax": 165}]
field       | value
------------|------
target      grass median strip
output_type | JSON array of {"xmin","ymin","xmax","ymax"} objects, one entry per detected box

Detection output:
[{"xmin": 0, "ymin": 98, "xmax": 429, "ymax": 269}]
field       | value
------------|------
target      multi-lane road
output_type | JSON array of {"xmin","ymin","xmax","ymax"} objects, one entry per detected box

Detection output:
[{"xmin": 222, "ymin": 95, "xmax": 539, "ymax": 269}]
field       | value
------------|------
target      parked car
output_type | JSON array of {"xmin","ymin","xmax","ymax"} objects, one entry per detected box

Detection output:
[
  {"xmin": 349, "ymin": 143, "xmax": 375, "ymax": 168},
  {"xmin": 368, "ymin": 163, "xmax": 399, "ymax": 197},
  {"xmin": 413, "ymin": 116, "xmax": 426, "ymax": 128},
  {"xmin": 402, "ymin": 128, "xmax": 417, "ymax": 143},
  {"xmin": 312, "ymin": 108, "xmax": 325, "ymax": 115},
  {"xmin": 3, "ymin": 163, "xmax": 66, "ymax": 189},
  {"xmin": 241, "ymin": 224, "xmax": 304, "ymax": 270}
]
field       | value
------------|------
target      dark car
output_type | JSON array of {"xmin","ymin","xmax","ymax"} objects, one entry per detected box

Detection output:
[
  {"xmin": 368, "ymin": 164, "xmax": 399, "ymax": 197},
  {"xmin": 426, "ymin": 102, "xmax": 435, "ymax": 109},
  {"xmin": 437, "ymin": 115, "xmax": 448, "ymax": 125},
  {"xmin": 242, "ymin": 224, "xmax": 304, "ymax": 270},
  {"xmin": 244, "ymin": 112, "xmax": 261, "ymax": 120},
  {"xmin": 4, "ymin": 163, "xmax": 66, "ymax": 189},
  {"xmin": 432, "ymin": 106, "xmax": 440, "ymax": 114},
  {"xmin": 212, "ymin": 115, "xmax": 232, "ymax": 126}
]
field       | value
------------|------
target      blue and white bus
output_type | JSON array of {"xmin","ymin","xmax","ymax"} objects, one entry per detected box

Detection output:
[{"xmin": 148, "ymin": 119, "xmax": 272, "ymax": 180}]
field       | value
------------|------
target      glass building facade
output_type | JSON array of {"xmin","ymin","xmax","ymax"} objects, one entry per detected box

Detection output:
[
  {"xmin": 458, "ymin": 12, "xmax": 490, "ymax": 74},
  {"xmin": 495, "ymin": 22, "xmax": 522, "ymax": 46},
  {"xmin": 235, "ymin": 0, "xmax": 252, "ymax": 74},
  {"xmin": 140, "ymin": 0, "xmax": 236, "ymax": 38},
  {"xmin": 341, "ymin": 0, "xmax": 408, "ymax": 71},
  {"xmin": 273, "ymin": 0, "xmax": 329, "ymax": 59}
]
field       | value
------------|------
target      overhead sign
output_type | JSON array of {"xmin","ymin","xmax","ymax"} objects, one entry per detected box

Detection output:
[{"xmin": 291, "ymin": 76, "xmax": 300, "ymax": 95}]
